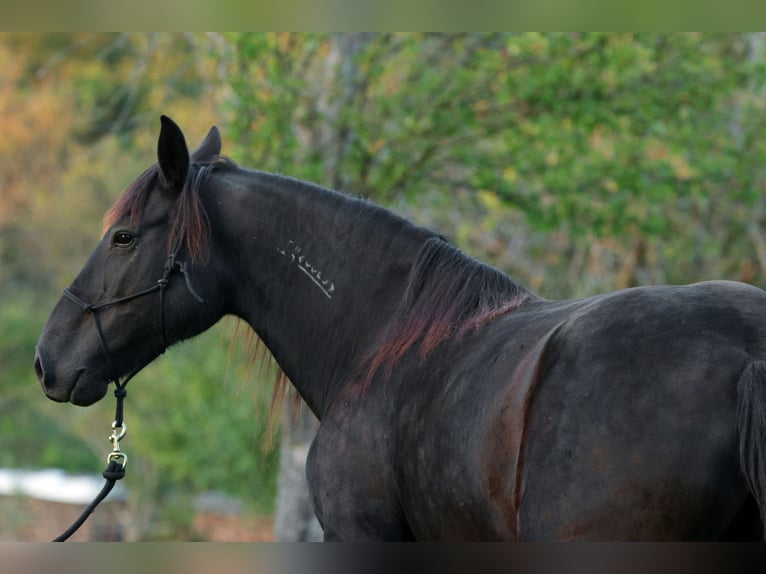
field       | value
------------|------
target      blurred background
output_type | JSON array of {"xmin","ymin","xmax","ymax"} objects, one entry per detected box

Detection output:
[{"xmin": 2, "ymin": 32, "xmax": 766, "ymax": 540}]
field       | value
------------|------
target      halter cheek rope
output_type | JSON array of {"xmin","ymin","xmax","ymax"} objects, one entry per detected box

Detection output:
[{"xmin": 53, "ymin": 246, "xmax": 203, "ymax": 542}]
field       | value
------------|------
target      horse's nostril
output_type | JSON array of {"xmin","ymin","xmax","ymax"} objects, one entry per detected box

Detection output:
[{"xmin": 34, "ymin": 348, "xmax": 45, "ymax": 385}]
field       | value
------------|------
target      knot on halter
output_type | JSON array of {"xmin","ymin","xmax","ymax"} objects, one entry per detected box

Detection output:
[
  {"xmin": 113, "ymin": 386, "xmax": 127, "ymax": 399},
  {"xmin": 164, "ymin": 253, "xmax": 178, "ymax": 273},
  {"xmin": 62, "ymin": 288, "xmax": 95, "ymax": 313}
]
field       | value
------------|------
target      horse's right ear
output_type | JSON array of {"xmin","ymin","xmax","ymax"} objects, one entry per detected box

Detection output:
[{"xmin": 157, "ymin": 115, "xmax": 190, "ymax": 192}]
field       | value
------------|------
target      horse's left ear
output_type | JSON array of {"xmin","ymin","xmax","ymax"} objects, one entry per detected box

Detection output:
[
  {"xmin": 191, "ymin": 126, "xmax": 222, "ymax": 163},
  {"xmin": 157, "ymin": 115, "xmax": 190, "ymax": 191}
]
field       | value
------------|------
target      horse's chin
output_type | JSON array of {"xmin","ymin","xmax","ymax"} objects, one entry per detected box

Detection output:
[{"xmin": 69, "ymin": 378, "xmax": 109, "ymax": 406}]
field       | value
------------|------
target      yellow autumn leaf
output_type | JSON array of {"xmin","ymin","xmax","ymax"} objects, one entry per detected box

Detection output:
[
  {"xmin": 670, "ymin": 155, "xmax": 694, "ymax": 181},
  {"xmin": 603, "ymin": 178, "xmax": 619, "ymax": 193},
  {"xmin": 478, "ymin": 190, "xmax": 501, "ymax": 211}
]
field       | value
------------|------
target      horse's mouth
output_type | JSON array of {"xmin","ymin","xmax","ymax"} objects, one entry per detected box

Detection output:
[
  {"xmin": 69, "ymin": 376, "xmax": 109, "ymax": 406},
  {"xmin": 38, "ymin": 363, "xmax": 108, "ymax": 406}
]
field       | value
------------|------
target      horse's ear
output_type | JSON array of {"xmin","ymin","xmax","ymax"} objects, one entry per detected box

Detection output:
[
  {"xmin": 190, "ymin": 126, "xmax": 222, "ymax": 164},
  {"xmin": 157, "ymin": 115, "xmax": 190, "ymax": 191}
]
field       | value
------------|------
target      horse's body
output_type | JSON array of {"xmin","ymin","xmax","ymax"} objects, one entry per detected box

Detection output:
[
  {"xmin": 312, "ymin": 281, "xmax": 766, "ymax": 540},
  {"xmin": 34, "ymin": 117, "xmax": 766, "ymax": 540}
]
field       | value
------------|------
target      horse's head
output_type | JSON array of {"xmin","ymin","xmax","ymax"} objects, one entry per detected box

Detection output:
[{"xmin": 34, "ymin": 116, "xmax": 227, "ymax": 406}]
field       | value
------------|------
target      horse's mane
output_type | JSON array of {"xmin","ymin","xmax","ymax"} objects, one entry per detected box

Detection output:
[{"xmin": 364, "ymin": 235, "xmax": 533, "ymax": 390}]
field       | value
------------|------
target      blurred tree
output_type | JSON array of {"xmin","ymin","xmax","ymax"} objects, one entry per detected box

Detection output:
[{"xmin": 476, "ymin": 33, "xmax": 766, "ymax": 292}]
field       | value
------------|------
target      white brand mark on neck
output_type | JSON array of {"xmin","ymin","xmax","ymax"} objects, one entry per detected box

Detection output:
[{"xmin": 277, "ymin": 240, "xmax": 335, "ymax": 299}]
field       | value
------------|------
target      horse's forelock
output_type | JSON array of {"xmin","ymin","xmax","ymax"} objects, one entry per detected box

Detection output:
[{"xmin": 102, "ymin": 165, "xmax": 158, "ymax": 236}]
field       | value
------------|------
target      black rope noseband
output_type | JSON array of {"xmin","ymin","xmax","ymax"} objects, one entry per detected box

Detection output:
[{"xmin": 52, "ymin": 239, "xmax": 203, "ymax": 541}]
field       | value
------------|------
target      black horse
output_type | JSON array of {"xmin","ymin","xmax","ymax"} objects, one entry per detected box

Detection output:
[{"xmin": 34, "ymin": 116, "xmax": 766, "ymax": 540}]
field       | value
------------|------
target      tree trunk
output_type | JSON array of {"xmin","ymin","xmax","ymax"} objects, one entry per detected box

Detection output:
[{"xmin": 273, "ymin": 403, "xmax": 322, "ymax": 541}]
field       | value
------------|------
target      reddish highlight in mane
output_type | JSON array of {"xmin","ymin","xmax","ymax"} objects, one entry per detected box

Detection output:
[
  {"xmin": 102, "ymin": 164, "xmax": 211, "ymax": 262},
  {"xmin": 103, "ymin": 166, "xmax": 156, "ymax": 235},
  {"xmin": 170, "ymin": 166, "xmax": 211, "ymax": 261},
  {"xmin": 364, "ymin": 237, "xmax": 532, "ymax": 391}
]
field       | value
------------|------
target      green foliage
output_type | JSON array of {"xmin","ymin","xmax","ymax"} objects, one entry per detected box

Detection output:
[
  {"xmin": 487, "ymin": 33, "xmax": 758, "ymax": 240},
  {"xmin": 220, "ymin": 33, "xmax": 514, "ymax": 200},
  {"xmin": 218, "ymin": 33, "xmax": 766, "ymax": 291},
  {"xmin": 0, "ymin": 292, "xmax": 97, "ymax": 471}
]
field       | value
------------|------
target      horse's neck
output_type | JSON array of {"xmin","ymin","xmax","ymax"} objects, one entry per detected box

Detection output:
[{"xmin": 215, "ymin": 169, "xmax": 427, "ymax": 417}]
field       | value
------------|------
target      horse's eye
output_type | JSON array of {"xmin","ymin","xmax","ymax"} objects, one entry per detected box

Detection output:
[{"xmin": 112, "ymin": 231, "xmax": 135, "ymax": 248}]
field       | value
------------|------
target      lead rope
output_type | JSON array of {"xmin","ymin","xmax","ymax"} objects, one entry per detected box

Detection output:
[{"xmin": 52, "ymin": 383, "xmax": 128, "ymax": 541}]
